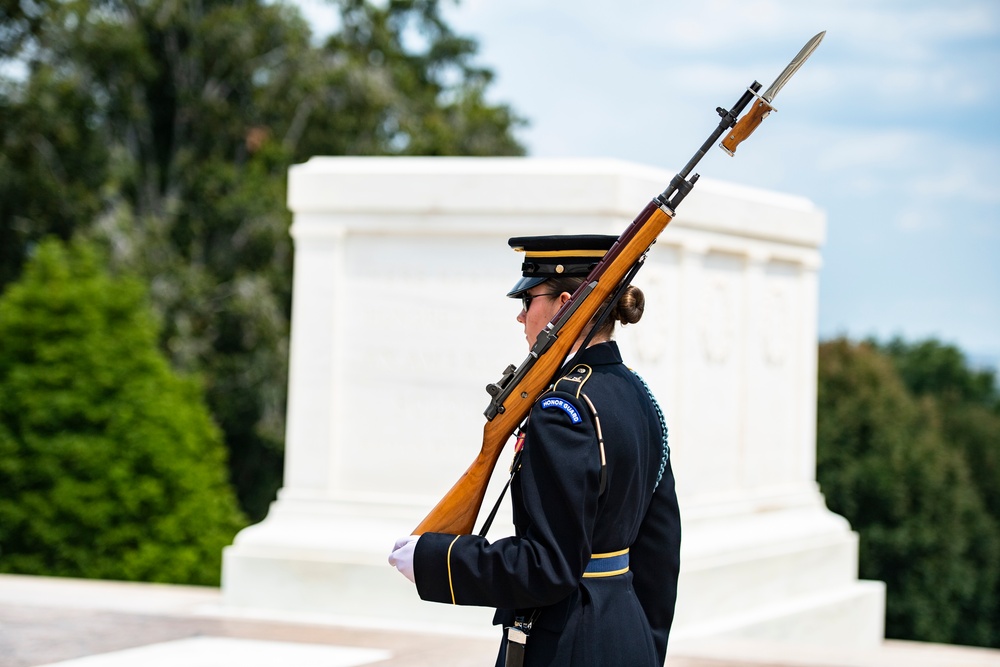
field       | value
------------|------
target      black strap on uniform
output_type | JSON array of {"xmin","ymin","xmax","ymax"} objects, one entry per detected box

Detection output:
[
  {"xmin": 505, "ymin": 609, "xmax": 540, "ymax": 667},
  {"xmin": 478, "ymin": 439, "xmax": 524, "ymax": 537}
]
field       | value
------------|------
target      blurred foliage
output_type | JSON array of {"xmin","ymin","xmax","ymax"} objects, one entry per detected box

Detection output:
[
  {"xmin": 878, "ymin": 338, "xmax": 1000, "ymax": 522},
  {"xmin": 817, "ymin": 338, "xmax": 1000, "ymax": 648},
  {"xmin": 0, "ymin": 238, "xmax": 246, "ymax": 585},
  {"xmin": 1, "ymin": 0, "xmax": 525, "ymax": 520}
]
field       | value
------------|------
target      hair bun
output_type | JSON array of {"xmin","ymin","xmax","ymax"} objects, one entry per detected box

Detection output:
[{"xmin": 617, "ymin": 285, "xmax": 645, "ymax": 325}]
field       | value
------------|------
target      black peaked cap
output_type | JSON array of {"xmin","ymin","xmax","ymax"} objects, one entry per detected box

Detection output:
[{"xmin": 506, "ymin": 234, "xmax": 617, "ymax": 298}]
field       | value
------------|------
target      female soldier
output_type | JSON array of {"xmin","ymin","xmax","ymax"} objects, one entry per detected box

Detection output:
[{"xmin": 390, "ymin": 234, "xmax": 681, "ymax": 667}]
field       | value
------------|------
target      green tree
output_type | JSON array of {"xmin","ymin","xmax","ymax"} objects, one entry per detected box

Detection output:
[
  {"xmin": 0, "ymin": 54, "xmax": 109, "ymax": 288},
  {"xmin": 1, "ymin": 0, "xmax": 525, "ymax": 520},
  {"xmin": 878, "ymin": 338, "xmax": 1000, "ymax": 521},
  {"xmin": 296, "ymin": 0, "xmax": 525, "ymax": 157},
  {"xmin": 876, "ymin": 338, "xmax": 1000, "ymax": 648},
  {"xmin": 816, "ymin": 338, "xmax": 1000, "ymax": 648},
  {"xmin": 0, "ymin": 238, "xmax": 246, "ymax": 585}
]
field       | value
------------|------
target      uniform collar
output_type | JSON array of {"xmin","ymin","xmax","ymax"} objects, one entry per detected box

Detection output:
[{"xmin": 567, "ymin": 340, "xmax": 622, "ymax": 367}]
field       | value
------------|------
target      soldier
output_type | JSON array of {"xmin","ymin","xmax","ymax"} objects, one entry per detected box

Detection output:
[{"xmin": 390, "ymin": 235, "xmax": 681, "ymax": 667}]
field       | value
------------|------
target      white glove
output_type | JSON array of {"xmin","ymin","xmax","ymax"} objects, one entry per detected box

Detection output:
[{"xmin": 388, "ymin": 535, "xmax": 420, "ymax": 584}]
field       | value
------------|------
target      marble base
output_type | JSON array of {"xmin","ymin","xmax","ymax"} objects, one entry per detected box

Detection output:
[{"xmin": 222, "ymin": 490, "xmax": 884, "ymax": 646}]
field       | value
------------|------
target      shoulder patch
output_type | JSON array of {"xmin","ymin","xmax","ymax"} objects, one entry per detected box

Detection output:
[
  {"xmin": 540, "ymin": 397, "xmax": 583, "ymax": 424},
  {"xmin": 552, "ymin": 364, "xmax": 593, "ymax": 398}
]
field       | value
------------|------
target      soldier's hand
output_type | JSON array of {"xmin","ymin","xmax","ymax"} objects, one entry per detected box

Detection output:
[{"xmin": 388, "ymin": 535, "xmax": 420, "ymax": 584}]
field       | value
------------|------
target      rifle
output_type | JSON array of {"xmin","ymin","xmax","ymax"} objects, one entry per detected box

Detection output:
[{"xmin": 413, "ymin": 31, "xmax": 826, "ymax": 536}]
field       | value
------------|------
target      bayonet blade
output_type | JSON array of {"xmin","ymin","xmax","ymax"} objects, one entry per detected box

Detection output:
[{"xmin": 762, "ymin": 31, "xmax": 825, "ymax": 103}]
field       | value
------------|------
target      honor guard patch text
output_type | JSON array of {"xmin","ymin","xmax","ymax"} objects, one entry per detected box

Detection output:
[{"xmin": 540, "ymin": 397, "xmax": 582, "ymax": 424}]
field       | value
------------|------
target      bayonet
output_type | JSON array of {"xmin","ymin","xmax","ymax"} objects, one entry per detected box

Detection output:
[
  {"xmin": 762, "ymin": 31, "xmax": 825, "ymax": 103},
  {"xmin": 721, "ymin": 31, "xmax": 826, "ymax": 156}
]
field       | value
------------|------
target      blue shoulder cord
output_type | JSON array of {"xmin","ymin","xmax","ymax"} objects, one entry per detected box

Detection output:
[{"xmin": 631, "ymin": 370, "xmax": 670, "ymax": 490}]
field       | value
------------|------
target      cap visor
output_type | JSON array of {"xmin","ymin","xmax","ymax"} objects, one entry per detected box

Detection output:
[{"xmin": 506, "ymin": 276, "xmax": 547, "ymax": 298}]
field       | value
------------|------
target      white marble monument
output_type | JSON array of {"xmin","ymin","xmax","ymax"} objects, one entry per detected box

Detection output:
[{"xmin": 221, "ymin": 157, "xmax": 885, "ymax": 646}]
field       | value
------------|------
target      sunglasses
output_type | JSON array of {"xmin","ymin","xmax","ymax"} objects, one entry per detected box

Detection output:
[{"xmin": 521, "ymin": 292, "xmax": 562, "ymax": 312}]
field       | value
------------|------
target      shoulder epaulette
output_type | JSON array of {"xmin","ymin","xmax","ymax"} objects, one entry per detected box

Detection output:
[{"xmin": 551, "ymin": 363, "xmax": 593, "ymax": 398}]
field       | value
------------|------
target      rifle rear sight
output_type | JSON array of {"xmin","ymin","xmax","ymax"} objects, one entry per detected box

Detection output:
[{"xmin": 485, "ymin": 364, "xmax": 517, "ymax": 399}]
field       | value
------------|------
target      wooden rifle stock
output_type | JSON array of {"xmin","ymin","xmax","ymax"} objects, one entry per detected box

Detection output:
[
  {"xmin": 414, "ymin": 202, "xmax": 674, "ymax": 535},
  {"xmin": 413, "ymin": 52, "xmax": 811, "ymax": 534}
]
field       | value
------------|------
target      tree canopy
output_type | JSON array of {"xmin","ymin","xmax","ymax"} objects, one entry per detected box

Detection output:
[
  {"xmin": 1, "ymin": 0, "xmax": 525, "ymax": 519},
  {"xmin": 878, "ymin": 338, "xmax": 1000, "ymax": 522},
  {"xmin": 817, "ymin": 338, "xmax": 1000, "ymax": 648}
]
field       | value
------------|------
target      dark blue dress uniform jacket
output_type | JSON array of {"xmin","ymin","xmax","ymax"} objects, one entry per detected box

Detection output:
[{"xmin": 414, "ymin": 342, "xmax": 681, "ymax": 667}]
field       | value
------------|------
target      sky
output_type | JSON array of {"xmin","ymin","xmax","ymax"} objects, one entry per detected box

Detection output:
[{"xmin": 303, "ymin": 0, "xmax": 1000, "ymax": 368}]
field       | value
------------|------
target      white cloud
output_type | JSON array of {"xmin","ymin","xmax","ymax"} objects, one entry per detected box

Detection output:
[
  {"xmin": 895, "ymin": 207, "xmax": 945, "ymax": 232},
  {"xmin": 452, "ymin": 0, "xmax": 997, "ymax": 61},
  {"xmin": 811, "ymin": 128, "xmax": 917, "ymax": 170}
]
